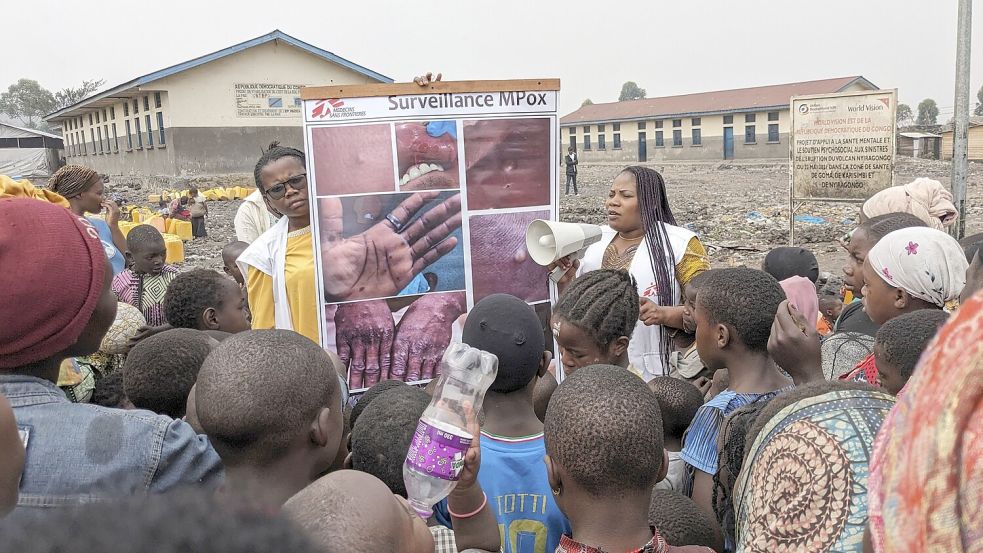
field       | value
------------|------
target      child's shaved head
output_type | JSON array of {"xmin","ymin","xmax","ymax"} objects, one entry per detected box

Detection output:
[
  {"xmin": 647, "ymin": 376, "xmax": 704, "ymax": 443},
  {"xmin": 283, "ymin": 470, "xmax": 434, "ymax": 553},
  {"xmin": 124, "ymin": 328, "xmax": 213, "ymax": 418},
  {"xmin": 195, "ymin": 330, "xmax": 341, "ymax": 468},
  {"xmin": 545, "ymin": 365, "xmax": 664, "ymax": 497}
]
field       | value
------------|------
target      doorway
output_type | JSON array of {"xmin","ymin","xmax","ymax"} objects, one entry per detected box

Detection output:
[
  {"xmin": 723, "ymin": 127, "xmax": 734, "ymax": 160},
  {"xmin": 638, "ymin": 132, "xmax": 647, "ymax": 162}
]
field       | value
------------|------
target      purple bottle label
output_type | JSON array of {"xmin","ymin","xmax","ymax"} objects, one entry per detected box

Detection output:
[{"xmin": 405, "ymin": 420, "xmax": 471, "ymax": 481}]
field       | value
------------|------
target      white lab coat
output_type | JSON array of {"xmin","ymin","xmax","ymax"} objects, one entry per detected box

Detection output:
[
  {"xmin": 577, "ymin": 224, "xmax": 696, "ymax": 380},
  {"xmin": 234, "ymin": 189, "xmax": 276, "ymax": 244}
]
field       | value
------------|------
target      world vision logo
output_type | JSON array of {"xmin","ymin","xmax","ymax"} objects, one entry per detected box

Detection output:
[{"xmin": 311, "ymin": 98, "xmax": 366, "ymax": 119}]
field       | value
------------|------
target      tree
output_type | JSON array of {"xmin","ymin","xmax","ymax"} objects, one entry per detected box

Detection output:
[
  {"xmin": 916, "ymin": 98, "xmax": 939, "ymax": 126},
  {"xmin": 975, "ymin": 85, "xmax": 983, "ymax": 117},
  {"xmin": 619, "ymin": 81, "xmax": 646, "ymax": 102},
  {"xmin": 53, "ymin": 79, "xmax": 105, "ymax": 111},
  {"xmin": 581, "ymin": 98, "xmax": 594, "ymax": 107},
  {"xmin": 896, "ymin": 103, "xmax": 913, "ymax": 126},
  {"xmin": 0, "ymin": 79, "xmax": 55, "ymax": 129}
]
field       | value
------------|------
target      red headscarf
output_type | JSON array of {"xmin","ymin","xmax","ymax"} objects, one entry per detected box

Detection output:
[{"xmin": 0, "ymin": 198, "xmax": 106, "ymax": 368}]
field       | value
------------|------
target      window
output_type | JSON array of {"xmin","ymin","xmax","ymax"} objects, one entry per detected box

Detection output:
[
  {"xmin": 154, "ymin": 92, "xmax": 162, "ymax": 108},
  {"xmin": 598, "ymin": 124, "xmax": 606, "ymax": 132},
  {"xmin": 95, "ymin": 111, "xmax": 100, "ymax": 124},
  {"xmin": 723, "ymin": 115, "xmax": 733, "ymax": 125},
  {"xmin": 90, "ymin": 129, "xmax": 96, "ymax": 153},
  {"xmin": 613, "ymin": 133, "xmax": 621, "ymax": 149},
  {"xmin": 745, "ymin": 113, "xmax": 756, "ymax": 123},
  {"xmin": 125, "ymin": 120, "xmax": 133, "ymax": 149},
  {"xmin": 655, "ymin": 120, "xmax": 663, "ymax": 129},
  {"xmin": 583, "ymin": 125, "xmax": 590, "ymax": 133},
  {"xmin": 583, "ymin": 135, "xmax": 591, "ymax": 150},
  {"xmin": 569, "ymin": 126, "xmax": 576, "ymax": 135},
  {"xmin": 655, "ymin": 131, "xmax": 664, "ymax": 147},
  {"xmin": 569, "ymin": 135, "xmax": 576, "ymax": 150},
  {"xmin": 102, "ymin": 109, "xmax": 107, "ymax": 121},
  {"xmin": 768, "ymin": 111, "xmax": 779, "ymax": 122},
  {"xmin": 638, "ymin": 121, "xmax": 646, "ymax": 130},
  {"xmin": 104, "ymin": 124, "xmax": 110, "ymax": 151},
  {"xmin": 77, "ymin": 116, "xmax": 83, "ymax": 128},
  {"xmin": 692, "ymin": 128, "xmax": 702, "ymax": 146},
  {"xmin": 157, "ymin": 112, "xmax": 166, "ymax": 145},
  {"xmin": 110, "ymin": 106, "xmax": 115, "ymax": 120},
  {"xmin": 672, "ymin": 129, "xmax": 682, "ymax": 146},
  {"xmin": 133, "ymin": 99, "xmax": 139, "ymax": 113},
  {"xmin": 124, "ymin": 102, "xmax": 129, "ymax": 117},
  {"xmin": 145, "ymin": 114, "xmax": 154, "ymax": 147},
  {"xmin": 143, "ymin": 96, "xmax": 150, "ymax": 111},
  {"xmin": 135, "ymin": 118, "xmax": 143, "ymax": 148},
  {"xmin": 691, "ymin": 117, "xmax": 701, "ymax": 126},
  {"xmin": 112, "ymin": 123, "xmax": 119, "ymax": 151},
  {"xmin": 745, "ymin": 125, "xmax": 756, "ymax": 144},
  {"xmin": 672, "ymin": 119, "xmax": 681, "ymax": 128},
  {"xmin": 598, "ymin": 134, "xmax": 606, "ymax": 150},
  {"xmin": 613, "ymin": 123, "xmax": 620, "ymax": 131},
  {"xmin": 96, "ymin": 127, "xmax": 103, "ymax": 153},
  {"xmin": 88, "ymin": 113, "xmax": 93, "ymax": 126},
  {"xmin": 768, "ymin": 123, "xmax": 780, "ymax": 143}
]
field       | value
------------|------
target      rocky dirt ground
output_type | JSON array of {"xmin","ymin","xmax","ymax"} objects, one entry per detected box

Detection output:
[{"xmin": 120, "ymin": 158, "xmax": 982, "ymax": 289}]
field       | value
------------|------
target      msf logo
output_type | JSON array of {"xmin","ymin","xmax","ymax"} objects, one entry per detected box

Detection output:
[{"xmin": 311, "ymin": 99, "xmax": 345, "ymax": 119}]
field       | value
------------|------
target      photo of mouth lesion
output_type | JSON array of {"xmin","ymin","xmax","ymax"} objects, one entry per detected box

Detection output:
[
  {"xmin": 395, "ymin": 120, "xmax": 461, "ymax": 191},
  {"xmin": 316, "ymin": 191, "xmax": 465, "ymax": 303}
]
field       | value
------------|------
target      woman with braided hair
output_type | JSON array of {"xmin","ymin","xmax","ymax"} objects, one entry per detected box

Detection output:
[
  {"xmin": 554, "ymin": 167, "xmax": 709, "ymax": 380},
  {"xmin": 47, "ymin": 164, "xmax": 126, "ymax": 275}
]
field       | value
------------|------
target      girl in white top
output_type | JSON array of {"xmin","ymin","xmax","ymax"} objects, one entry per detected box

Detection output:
[{"xmin": 555, "ymin": 166, "xmax": 709, "ymax": 380}]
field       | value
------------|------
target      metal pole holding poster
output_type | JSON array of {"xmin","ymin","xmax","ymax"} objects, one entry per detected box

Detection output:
[
  {"xmin": 299, "ymin": 79, "xmax": 560, "ymax": 394},
  {"xmin": 788, "ymin": 89, "xmax": 897, "ymax": 246}
]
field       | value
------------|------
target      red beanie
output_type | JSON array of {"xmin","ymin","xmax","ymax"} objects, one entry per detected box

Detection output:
[{"xmin": 0, "ymin": 198, "xmax": 107, "ymax": 369}]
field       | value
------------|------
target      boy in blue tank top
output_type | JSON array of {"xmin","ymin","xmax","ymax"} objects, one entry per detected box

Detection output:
[{"xmin": 463, "ymin": 294, "xmax": 570, "ymax": 553}]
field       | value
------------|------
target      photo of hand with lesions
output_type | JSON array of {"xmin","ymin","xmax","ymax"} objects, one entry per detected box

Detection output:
[
  {"xmin": 316, "ymin": 191, "xmax": 465, "ymax": 303},
  {"xmin": 326, "ymin": 291, "xmax": 467, "ymax": 391}
]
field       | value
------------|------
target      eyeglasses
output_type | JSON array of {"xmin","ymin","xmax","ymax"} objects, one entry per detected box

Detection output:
[{"xmin": 263, "ymin": 173, "xmax": 307, "ymax": 200}]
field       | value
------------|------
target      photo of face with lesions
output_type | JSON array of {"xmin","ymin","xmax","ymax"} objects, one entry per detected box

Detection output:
[
  {"xmin": 463, "ymin": 117, "xmax": 551, "ymax": 210},
  {"xmin": 311, "ymin": 123, "xmax": 396, "ymax": 196},
  {"xmin": 395, "ymin": 120, "xmax": 461, "ymax": 191},
  {"xmin": 316, "ymin": 191, "xmax": 465, "ymax": 303}
]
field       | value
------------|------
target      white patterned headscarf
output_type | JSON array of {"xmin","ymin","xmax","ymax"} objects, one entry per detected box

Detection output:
[{"xmin": 866, "ymin": 227, "xmax": 967, "ymax": 309}]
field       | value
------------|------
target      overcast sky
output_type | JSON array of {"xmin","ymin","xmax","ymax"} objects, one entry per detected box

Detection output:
[{"xmin": 5, "ymin": 0, "xmax": 981, "ymax": 119}]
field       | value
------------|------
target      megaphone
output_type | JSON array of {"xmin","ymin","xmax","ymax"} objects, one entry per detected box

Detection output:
[{"xmin": 525, "ymin": 220, "xmax": 603, "ymax": 283}]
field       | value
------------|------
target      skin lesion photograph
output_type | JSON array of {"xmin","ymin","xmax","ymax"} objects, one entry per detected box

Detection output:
[
  {"xmin": 468, "ymin": 210, "xmax": 550, "ymax": 304},
  {"xmin": 324, "ymin": 291, "xmax": 468, "ymax": 391},
  {"xmin": 316, "ymin": 191, "xmax": 465, "ymax": 303},
  {"xmin": 310, "ymin": 123, "xmax": 396, "ymax": 196},
  {"xmin": 463, "ymin": 117, "xmax": 551, "ymax": 210},
  {"xmin": 395, "ymin": 121, "xmax": 461, "ymax": 191}
]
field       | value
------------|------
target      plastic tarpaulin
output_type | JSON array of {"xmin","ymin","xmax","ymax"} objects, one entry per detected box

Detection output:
[{"xmin": 0, "ymin": 148, "xmax": 55, "ymax": 179}]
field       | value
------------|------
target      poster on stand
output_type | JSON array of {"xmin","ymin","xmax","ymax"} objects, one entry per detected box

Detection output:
[{"xmin": 301, "ymin": 80, "xmax": 560, "ymax": 392}]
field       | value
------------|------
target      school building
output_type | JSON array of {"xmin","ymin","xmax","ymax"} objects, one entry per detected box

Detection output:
[
  {"xmin": 44, "ymin": 30, "xmax": 390, "ymax": 180},
  {"xmin": 560, "ymin": 76, "xmax": 879, "ymax": 163}
]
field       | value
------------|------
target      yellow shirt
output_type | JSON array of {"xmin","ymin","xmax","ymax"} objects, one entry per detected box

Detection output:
[{"xmin": 246, "ymin": 226, "xmax": 320, "ymax": 343}]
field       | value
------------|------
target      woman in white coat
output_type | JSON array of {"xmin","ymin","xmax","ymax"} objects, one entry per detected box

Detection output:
[{"xmin": 554, "ymin": 166, "xmax": 709, "ymax": 380}]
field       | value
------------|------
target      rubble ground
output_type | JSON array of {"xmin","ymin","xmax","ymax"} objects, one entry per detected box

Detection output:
[{"xmin": 114, "ymin": 158, "xmax": 982, "ymax": 288}]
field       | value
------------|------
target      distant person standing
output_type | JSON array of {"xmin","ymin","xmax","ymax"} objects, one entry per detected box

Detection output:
[{"xmin": 564, "ymin": 146, "xmax": 578, "ymax": 196}]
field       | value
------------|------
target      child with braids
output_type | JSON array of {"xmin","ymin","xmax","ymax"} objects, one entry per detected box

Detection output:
[
  {"xmin": 111, "ymin": 225, "xmax": 178, "ymax": 327},
  {"xmin": 551, "ymin": 269, "xmax": 639, "ymax": 376},
  {"xmin": 553, "ymin": 166, "xmax": 710, "ymax": 380}
]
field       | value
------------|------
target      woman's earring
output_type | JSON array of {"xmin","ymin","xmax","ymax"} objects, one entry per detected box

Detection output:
[{"xmin": 551, "ymin": 487, "xmax": 561, "ymax": 496}]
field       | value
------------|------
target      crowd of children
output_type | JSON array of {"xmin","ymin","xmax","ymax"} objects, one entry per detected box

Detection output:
[{"xmin": 0, "ymin": 160, "xmax": 981, "ymax": 553}]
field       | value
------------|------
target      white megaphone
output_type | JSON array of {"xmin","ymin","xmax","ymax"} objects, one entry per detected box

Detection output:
[{"xmin": 525, "ymin": 220, "xmax": 603, "ymax": 283}]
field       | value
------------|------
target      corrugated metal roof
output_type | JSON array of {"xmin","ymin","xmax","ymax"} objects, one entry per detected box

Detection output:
[
  {"xmin": 45, "ymin": 30, "xmax": 392, "ymax": 121},
  {"xmin": 561, "ymin": 76, "xmax": 877, "ymax": 125},
  {"xmin": 0, "ymin": 122, "xmax": 63, "ymax": 140},
  {"xmin": 900, "ymin": 132, "xmax": 942, "ymax": 139}
]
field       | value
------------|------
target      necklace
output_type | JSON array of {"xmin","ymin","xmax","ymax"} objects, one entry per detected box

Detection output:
[{"xmin": 617, "ymin": 232, "xmax": 644, "ymax": 242}]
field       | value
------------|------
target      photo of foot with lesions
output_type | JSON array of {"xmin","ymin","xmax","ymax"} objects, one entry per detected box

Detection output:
[
  {"xmin": 395, "ymin": 120, "xmax": 461, "ymax": 191},
  {"xmin": 317, "ymin": 191, "xmax": 465, "ymax": 303}
]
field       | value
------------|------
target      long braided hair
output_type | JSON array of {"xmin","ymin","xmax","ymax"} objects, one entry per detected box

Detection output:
[
  {"xmin": 553, "ymin": 269, "xmax": 639, "ymax": 349},
  {"xmin": 48, "ymin": 164, "xmax": 100, "ymax": 199},
  {"xmin": 621, "ymin": 166, "xmax": 678, "ymax": 368}
]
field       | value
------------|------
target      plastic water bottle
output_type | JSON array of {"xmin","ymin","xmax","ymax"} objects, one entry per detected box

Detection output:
[{"xmin": 403, "ymin": 342, "xmax": 498, "ymax": 518}]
